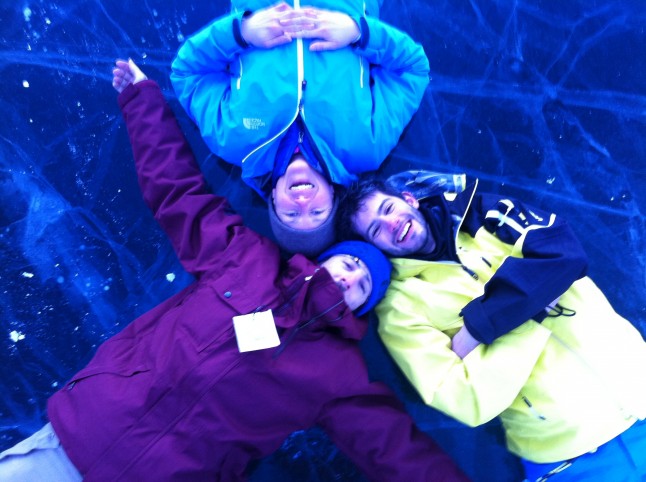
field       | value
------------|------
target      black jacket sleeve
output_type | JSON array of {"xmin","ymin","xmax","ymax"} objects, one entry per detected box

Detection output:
[{"xmin": 459, "ymin": 193, "xmax": 589, "ymax": 344}]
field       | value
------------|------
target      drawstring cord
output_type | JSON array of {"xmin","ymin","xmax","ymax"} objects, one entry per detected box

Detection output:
[
  {"xmin": 546, "ymin": 303, "xmax": 576, "ymax": 318},
  {"xmin": 272, "ymin": 299, "xmax": 345, "ymax": 359}
]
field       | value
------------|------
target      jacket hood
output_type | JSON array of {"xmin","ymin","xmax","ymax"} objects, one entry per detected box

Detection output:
[{"xmin": 386, "ymin": 169, "xmax": 468, "ymax": 202}]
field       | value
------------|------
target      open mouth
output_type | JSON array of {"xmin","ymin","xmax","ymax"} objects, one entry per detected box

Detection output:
[
  {"xmin": 335, "ymin": 281, "xmax": 348, "ymax": 292},
  {"xmin": 397, "ymin": 221, "xmax": 412, "ymax": 243},
  {"xmin": 290, "ymin": 182, "xmax": 314, "ymax": 191}
]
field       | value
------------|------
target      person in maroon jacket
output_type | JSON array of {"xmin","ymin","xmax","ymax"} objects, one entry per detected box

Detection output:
[{"xmin": 0, "ymin": 60, "xmax": 469, "ymax": 482}]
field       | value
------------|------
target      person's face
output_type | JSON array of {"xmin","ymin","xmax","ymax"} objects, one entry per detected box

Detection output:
[
  {"xmin": 351, "ymin": 191, "xmax": 435, "ymax": 257},
  {"xmin": 272, "ymin": 156, "xmax": 334, "ymax": 230},
  {"xmin": 320, "ymin": 254, "xmax": 372, "ymax": 311}
]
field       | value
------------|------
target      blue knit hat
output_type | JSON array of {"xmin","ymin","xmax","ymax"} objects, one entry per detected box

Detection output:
[{"xmin": 318, "ymin": 241, "xmax": 392, "ymax": 316}]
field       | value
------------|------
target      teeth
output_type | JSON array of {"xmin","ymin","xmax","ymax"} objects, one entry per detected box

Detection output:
[
  {"xmin": 290, "ymin": 183, "xmax": 313, "ymax": 191},
  {"xmin": 398, "ymin": 222, "xmax": 411, "ymax": 242}
]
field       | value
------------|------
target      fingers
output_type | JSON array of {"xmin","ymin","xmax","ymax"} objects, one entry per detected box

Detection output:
[
  {"xmin": 112, "ymin": 58, "xmax": 147, "ymax": 93},
  {"xmin": 112, "ymin": 59, "xmax": 132, "ymax": 93},
  {"xmin": 272, "ymin": 2, "xmax": 291, "ymax": 12},
  {"xmin": 264, "ymin": 34, "xmax": 294, "ymax": 49},
  {"xmin": 309, "ymin": 40, "xmax": 337, "ymax": 52},
  {"xmin": 279, "ymin": 18, "xmax": 316, "ymax": 32},
  {"xmin": 277, "ymin": 5, "xmax": 318, "ymax": 27},
  {"xmin": 282, "ymin": 15, "xmax": 319, "ymax": 38}
]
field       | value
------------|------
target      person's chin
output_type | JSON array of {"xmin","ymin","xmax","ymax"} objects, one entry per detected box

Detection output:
[
  {"xmin": 387, "ymin": 241, "xmax": 415, "ymax": 257},
  {"xmin": 398, "ymin": 246, "xmax": 417, "ymax": 257}
]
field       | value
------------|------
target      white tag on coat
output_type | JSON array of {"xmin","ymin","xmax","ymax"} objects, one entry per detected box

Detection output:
[{"xmin": 233, "ymin": 309, "xmax": 280, "ymax": 353}]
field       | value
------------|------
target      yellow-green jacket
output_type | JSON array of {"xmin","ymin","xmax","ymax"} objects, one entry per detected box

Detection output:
[{"xmin": 376, "ymin": 187, "xmax": 646, "ymax": 463}]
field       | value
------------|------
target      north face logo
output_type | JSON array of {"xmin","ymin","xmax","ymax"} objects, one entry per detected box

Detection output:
[{"xmin": 243, "ymin": 118, "xmax": 265, "ymax": 130}]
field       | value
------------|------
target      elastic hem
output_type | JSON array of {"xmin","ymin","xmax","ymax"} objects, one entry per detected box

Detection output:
[
  {"xmin": 351, "ymin": 17, "xmax": 370, "ymax": 49},
  {"xmin": 232, "ymin": 11, "xmax": 252, "ymax": 49}
]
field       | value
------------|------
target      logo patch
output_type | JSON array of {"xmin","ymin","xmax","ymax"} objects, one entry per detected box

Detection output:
[{"xmin": 243, "ymin": 118, "xmax": 266, "ymax": 130}]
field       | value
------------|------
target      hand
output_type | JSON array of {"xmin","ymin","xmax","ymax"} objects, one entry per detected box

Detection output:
[
  {"xmin": 451, "ymin": 325, "xmax": 481, "ymax": 359},
  {"xmin": 241, "ymin": 2, "xmax": 316, "ymax": 49},
  {"xmin": 112, "ymin": 59, "xmax": 147, "ymax": 93},
  {"xmin": 295, "ymin": 7, "xmax": 360, "ymax": 51}
]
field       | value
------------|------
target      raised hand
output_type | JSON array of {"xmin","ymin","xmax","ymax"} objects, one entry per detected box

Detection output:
[{"xmin": 112, "ymin": 59, "xmax": 148, "ymax": 93}]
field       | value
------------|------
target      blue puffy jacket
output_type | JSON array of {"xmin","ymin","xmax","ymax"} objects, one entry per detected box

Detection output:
[{"xmin": 171, "ymin": 0, "xmax": 430, "ymax": 198}]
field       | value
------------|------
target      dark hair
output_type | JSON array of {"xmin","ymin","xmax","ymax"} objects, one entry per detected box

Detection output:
[{"xmin": 336, "ymin": 174, "xmax": 404, "ymax": 241}]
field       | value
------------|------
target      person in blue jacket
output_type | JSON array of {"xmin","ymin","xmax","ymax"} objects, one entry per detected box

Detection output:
[{"xmin": 171, "ymin": 1, "xmax": 430, "ymax": 256}]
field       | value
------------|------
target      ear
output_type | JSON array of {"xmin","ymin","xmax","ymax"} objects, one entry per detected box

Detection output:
[{"xmin": 401, "ymin": 191, "xmax": 419, "ymax": 209}]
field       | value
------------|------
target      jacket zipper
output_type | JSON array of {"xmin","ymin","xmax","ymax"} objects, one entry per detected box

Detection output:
[
  {"xmin": 521, "ymin": 394, "xmax": 547, "ymax": 420},
  {"xmin": 241, "ymin": 1, "xmax": 305, "ymax": 165},
  {"xmin": 453, "ymin": 180, "xmax": 481, "ymax": 279},
  {"xmin": 236, "ymin": 56, "xmax": 243, "ymax": 90}
]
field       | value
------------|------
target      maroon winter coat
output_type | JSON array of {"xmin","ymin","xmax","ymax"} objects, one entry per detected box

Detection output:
[{"xmin": 47, "ymin": 81, "xmax": 469, "ymax": 482}]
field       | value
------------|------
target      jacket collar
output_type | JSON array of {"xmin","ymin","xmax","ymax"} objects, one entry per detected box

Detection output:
[{"xmin": 275, "ymin": 254, "xmax": 368, "ymax": 341}]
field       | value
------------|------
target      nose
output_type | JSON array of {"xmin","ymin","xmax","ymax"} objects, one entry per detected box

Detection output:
[
  {"xmin": 292, "ymin": 193, "xmax": 312, "ymax": 205},
  {"xmin": 384, "ymin": 215, "xmax": 399, "ymax": 233},
  {"xmin": 342, "ymin": 269, "xmax": 361, "ymax": 287}
]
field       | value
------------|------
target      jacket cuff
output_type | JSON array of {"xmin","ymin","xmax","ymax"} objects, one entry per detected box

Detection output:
[
  {"xmin": 117, "ymin": 80, "xmax": 159, "ymax": 110},
  {"xmin": 459, "ymin": 301, "xmax": 495, "ymax": 344},
  {"xmin": 350, "ymin": 16, "xmax": 369, "ymax": 49},
  {"xmin": 232, "ymin": 11, "xmax": 252, "ymax": 49}
]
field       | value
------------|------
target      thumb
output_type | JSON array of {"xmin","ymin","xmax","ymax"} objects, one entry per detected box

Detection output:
[{"xmin": 128, "ymin": 59, "xmax": 148, "ymax": 83}]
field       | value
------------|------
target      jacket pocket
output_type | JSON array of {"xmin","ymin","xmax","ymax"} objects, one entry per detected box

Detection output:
[
  {"xmin": 65, "ymin": 364, "xmax": 150, "ymax": 391},
  {"xmin": 176, "ymin": 284, "xmax": 239, "ymax": 353}
]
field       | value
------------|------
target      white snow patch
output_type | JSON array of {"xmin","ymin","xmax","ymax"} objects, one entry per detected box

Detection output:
[{"xmin": 10, "ymin": 330, "xmax": 26, "ymax": 342}]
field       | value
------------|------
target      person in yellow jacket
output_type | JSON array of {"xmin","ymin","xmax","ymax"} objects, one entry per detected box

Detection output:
[{"xmin": 337, "ymin": 171, "xmax": 646, "ymax": 481}]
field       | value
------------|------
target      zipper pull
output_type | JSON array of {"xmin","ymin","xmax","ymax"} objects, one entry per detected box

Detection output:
[
  {"xmin": 298, "ymin": 130, "xmax": 304, "ymax": 144},
  {"xmin": 462, "ymin": 265, "xmax": 479, "ymax": 280}
]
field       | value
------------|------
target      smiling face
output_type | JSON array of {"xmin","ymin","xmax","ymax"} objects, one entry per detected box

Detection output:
[
  {"xmin": 320, "ymin": 254, "xmax": 372, "ymax": 311},
  {"xmin": 272, "ymin": 155, "xmax": 335, "ymax": 230},
  {"xmin": 351, "ymin": 191, "xmax": 435, "ymax": 257}
]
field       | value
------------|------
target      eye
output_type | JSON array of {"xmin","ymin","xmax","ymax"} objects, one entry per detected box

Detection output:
[
  {"xmin": 370, "ymin": 226, "xmax": 380, "ymax": 239},
  {"xmin": 311, "ymin": 209, "xmax": 326, "ymax": 216},
  {"xmin": 343, "ymin": 260, "xmax": 354, "ymax": 271},
  {"xmin": 385, "ymin": 203, "xmax": 393, "ymax": 214},
  {"xmin": 284, "ymin": 212, "xmax": 298, "ymax": 218}
]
